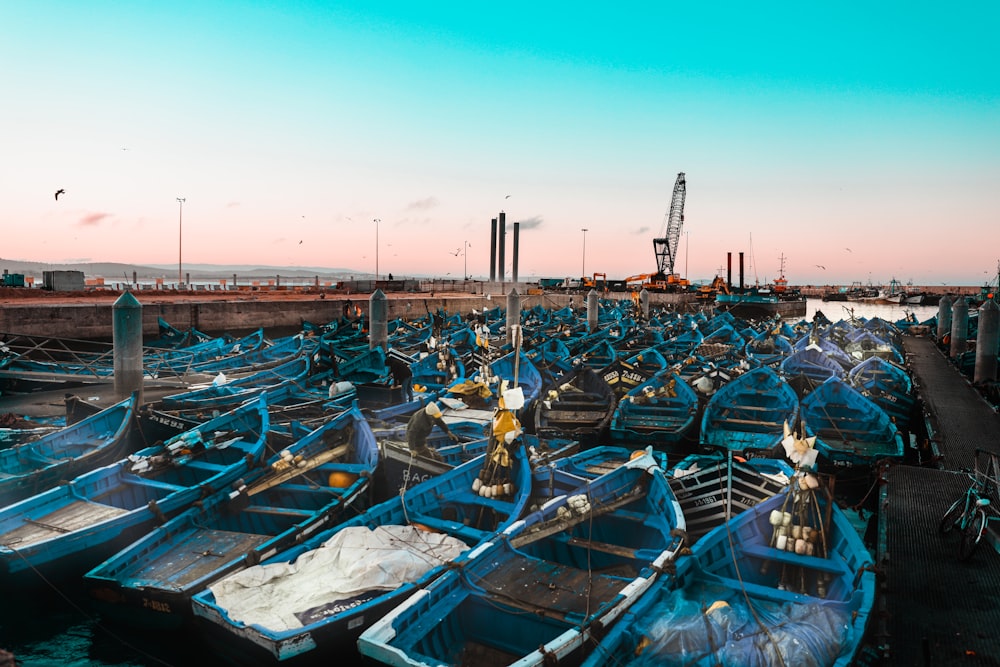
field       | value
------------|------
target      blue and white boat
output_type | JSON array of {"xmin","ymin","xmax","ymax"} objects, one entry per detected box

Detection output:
[
  {"xmin": 357, "ymin": 450, "xmax": 685, "ymax": 667},
  {"xmin": 580, "ymin": 473, "xmax": 876, "ymax": 667},
  {"xmin": 609, "ymin": 371, "xmax": 699, "ymax": 449},
  {"xmin": 83, "ymin": 404, "xmax": 378, "ymax": 629},
  {"xmin": 0, "ymin": 393, "xmax": 138, "ymax": 507},
  {"xmin": 190, "ymin": 433, "xmax": 532, "ymax": 664},
  {"xmin": 699, "ymin": 366, "xmax": 799, "ymax": 456},
  {"xmin": 800, "ymin": 376, "xmax": 905, "ymax": 468},
  {"xmin": 0, "ymin": 394, "xmax": 270, "ymax": 586}
]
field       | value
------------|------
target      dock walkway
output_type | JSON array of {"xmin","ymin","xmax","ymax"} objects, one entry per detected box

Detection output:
[{"xmin": 878, "ymin": 336, "xmax": 1000, "ymax": 665}]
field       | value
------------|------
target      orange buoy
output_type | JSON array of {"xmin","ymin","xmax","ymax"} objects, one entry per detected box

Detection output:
[
  {"xmin": 327, "ymin": 471, "xmax": 359, "ymax": 488},
  {"xmin": 411, "ymin": 522, "xmax": 441, "ymax": 533}
]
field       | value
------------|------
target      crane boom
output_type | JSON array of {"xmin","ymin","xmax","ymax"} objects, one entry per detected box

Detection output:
[{"xmin": 652, "ymin": 172, "xmax": 686, "ymax": 281}]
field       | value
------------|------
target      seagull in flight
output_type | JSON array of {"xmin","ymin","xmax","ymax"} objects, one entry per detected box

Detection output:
[
  {"xmin": 815, "ymin": 265, "xmax": 826, "ymax": 270},
  {"xmin": 505, "ymin": 195, "xmax": 511, "ymax": 199},
  {"xmin": 54, "ymin": 189, "xmax": 65, "ymax": 200},
  {"xmin": 844, "ymin": 247, "xmax": 852, "ymax": 252},
  {"xmin": 449, "ymin": 248, "xmax": 462, "ymax": 256}
]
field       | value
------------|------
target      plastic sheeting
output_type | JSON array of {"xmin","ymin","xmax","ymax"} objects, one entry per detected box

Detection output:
[
  {"xmin": 629, "ymin": 581, "xmax": 852, "ymax": 667},
  {"xmin": 208, "ymin": 524, "xmax": 468, "ymax": 632}
]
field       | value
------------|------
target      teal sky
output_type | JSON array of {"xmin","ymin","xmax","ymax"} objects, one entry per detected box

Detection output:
[{"xmin": 3, "ymin": 1, "xmax": 998, "ymax": 286}]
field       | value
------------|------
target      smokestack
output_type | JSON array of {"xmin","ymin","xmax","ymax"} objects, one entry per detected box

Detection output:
[
  {"xmin": 739, "ymin": 252, "xmax": 745, "ymax": 290},
  {"xmin": 727, "ymin": 252, "xmax": 732, "ymax": 290},
  {"xmin": 489, "ymin": 217, "xmax": 497, "ymax": 282},
  {"xmin": 498, "ymin": 211, "xmax": 506, "ymax": 282},
  {"xmin": 512, "ymin": 222, "xmax": 520, "ymax": 283}
]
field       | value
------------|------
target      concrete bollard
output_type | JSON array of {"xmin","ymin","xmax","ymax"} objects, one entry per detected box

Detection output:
[
  {"xmin": 937, "ymin": 295, "xmax": 953, "ymax": 343},
  {"xmin": 975, "ymin": 299, "xmax": 999, "ymax": 384},
  {"xmin": 112, "ymin": 290, "xmax": 143, "ymax": 402},
  {"xmin": 950, "ymin": 297, "xmax": 969, "ymax": 358},
  {"xmin": 587, "ymin": 289, "xmax": 599, "ymax": 333},
  {"xmin": 369, "ymin": 288, "xmax": 388, "ymax": 352},
  {"xmin": 506, "ymin": 288, "xmax": 521, "ymax": 346}
]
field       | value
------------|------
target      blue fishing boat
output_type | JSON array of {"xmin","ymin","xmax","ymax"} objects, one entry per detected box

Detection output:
[
  {"xmin": 533, "ymin": 366, "xmax": 616, "ymax": 446},
  {"xmin": 0, "ymin": 393, "xmax": 138, "ymax": 507},
  {"xmin": 847, "ymin": 355, "xmax": 915, "ymax": 428},
  {"xmin": 357, "ymin": 451, "xmax": 686, "ymax": 667},
  {"xmin": 159, "ymin": 354, "xmax": 312, "ymax": 410},
  {"xmin": 0, "ymin": 394, "xmax": 270, "ymax": 586},
  {"xmin": 190, "ymin": 433, "xmax": 532, "ymax": 664},
  {"xmin": 780, "ymin": 344, "xmax": 847, "ymax": 397},
  {"xmin": 699, "ymin": 366, "xmax": 799, "ymax": 455},
  {"xmin": 609, "ymin": 371, "xmax": 699, "ymax": 449},
  {"xmin": 668, "ymin": 450, "xmax": 792, "ymax": 544},
  {"xmin": 530, "ymin": 445, "xmax": 668, "ymax": 504},
  {"xmin": 82, "ymin": 405, "xmax": 378, "ymax": 630},
  {"xmin": 580, "ymin": 473, "xmax": 875, "ymax": 667},
  {"xmin": 800, "ymin": 376, "xmax": 905, "ymax": 468},
  {"xmin": 744, "ymin": 326, "xmax": 794, "ymax": 368}
]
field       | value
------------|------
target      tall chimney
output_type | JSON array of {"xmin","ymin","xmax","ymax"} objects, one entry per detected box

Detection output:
[
  {"xmin": 489, "ymin": 217, "xmax": 497, "ymax": 282},
  {"xmin": 512, "ymin": 222, "xmax": 520, "ymax": 283},
  {"xmin": 498, "ymin": 211, "xmax": 506, "ymax": 282},
  {"xmin": 739, "ymin": 252, "xmax": 745, "ymax": 290},
  {"xmin": 727, "ymin": 252, "xmax": 732, "ymax": 290}
]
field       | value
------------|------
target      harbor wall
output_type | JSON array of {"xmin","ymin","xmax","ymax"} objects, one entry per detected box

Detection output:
[{"xmin": 0, "ymin": 289, "xmax": 697, "ymax": 340}]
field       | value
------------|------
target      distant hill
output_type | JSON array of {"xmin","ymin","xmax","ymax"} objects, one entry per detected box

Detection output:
[{"xmin": 0, "ymin": 258, "xmax": 360, "ymax": 280}]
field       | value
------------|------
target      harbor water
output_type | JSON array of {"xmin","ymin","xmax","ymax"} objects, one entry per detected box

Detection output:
[{"xmin": 0, "ymin": 298, "xmax": 941, "ymax": 666}]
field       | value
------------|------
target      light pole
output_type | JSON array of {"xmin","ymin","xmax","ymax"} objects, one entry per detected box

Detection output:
[
  {"xmin": 373, "ymin": 218, "xmax": 380, "ymax": 281},
  {"xmin": 176, "ymin": 197, "xmax": 185, "ymax": 287},
  {"xmin": 581, "ymin": 228, "xmax": 588, "ymax": 279}
]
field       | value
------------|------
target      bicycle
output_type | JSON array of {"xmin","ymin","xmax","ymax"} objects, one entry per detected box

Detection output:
[{"xmin": 939, "ymin": 448, "xmax": 1000, "ymax": 560}]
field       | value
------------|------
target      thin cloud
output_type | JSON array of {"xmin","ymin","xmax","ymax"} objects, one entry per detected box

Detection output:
[
  {"xmin": 78, "ymin": 212, "xmax": 112, "ymax": 227},
  {"xmin": 406, "ymin": 197, "xmax": 439, "ymax": 211}
]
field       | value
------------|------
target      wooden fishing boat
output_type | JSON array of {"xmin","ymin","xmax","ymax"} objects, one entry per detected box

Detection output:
[
  {"xmin": 0, "ymin": 393, "xmax": 138, "ymax": 507},
  {"xmin": 533, "ymin": 366, "xmax": 616, "ymax": 446},
  {"xmin": 530, "ymin": 445, "xmax": 668, "ymax": 505},
  {"xmin": 780, "ymin": 344, "xmax": 847, "ymax": 397},
  {"xmin": 190, "ymin": 433, "xmax": 532, "ymax": 664},
  {"xmin": 800, "ymin": 376, "xmax": 905, "ymax": 468},
  {"xmin": 83, "ymin": 405, "xmax": 378, "ymax": 630},
  {"xmin": 356, "ymin": 450, "xmax": 686, "ymax": 667},
  {"xmin": 0, "ymin": 393, "xmax": 270, "ymax": 587},
  {"xmin": 744, "ymin": 327, "xmax": 794, "ymax": 368},
  {"xmin": 847, "ymin": 355, "xmax": 915, "ymax": 428},
  {"xmin": 667, "ymin": 450, "xmax": 793, "ymax": 544},
  {"xmin": 699, "ymin": 365, "xmax": 799, "ymax": 455},
  {"xmin": 609, "ymin": 371, "xmax": 699, "ymax": 449},
  {"xmin": 579, "ymin": 473, "xmax": 875, "ymax": 667},
  {"xmin": 159, "ymin": 354, "xmax": 312, "ymax": 410}
]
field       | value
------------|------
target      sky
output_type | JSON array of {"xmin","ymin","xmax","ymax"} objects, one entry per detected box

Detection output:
[{"xmin": 2, "ymin": 2, "xmax": 998, "ymax": 287}]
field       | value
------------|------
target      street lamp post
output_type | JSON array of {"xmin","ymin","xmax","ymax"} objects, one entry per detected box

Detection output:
[
  {"xmin": 581, "ymin": 228, "xmax": 588, "ymax": 279},
  {"xmin": 177, "ymin": 197, "xmax": 186, "ymax": 288},
  {"xmin": 373, "ymin": 218, "xmax": 380, "ymax": 281}
]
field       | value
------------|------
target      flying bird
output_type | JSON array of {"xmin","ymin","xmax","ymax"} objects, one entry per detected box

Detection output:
[
  {"xmin": 844, "ymin": 247, "xmax": 852, "ymax": 252},
  {"xmin": 54, "ymin": 189, "xmax": 65, "ymax": 200},
  {"xmin": 505, "ymin": 195, "xmax": 511, "ymax": 199},
  {"xmin": 449, "ymin": 248, "xmax": 461, "ymax": 256},
  {"xmin": 815, "ymin": 265, "xmax": 826, "ymax": 270}
]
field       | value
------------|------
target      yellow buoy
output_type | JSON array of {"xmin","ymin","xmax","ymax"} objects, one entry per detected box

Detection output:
[{"xmin": 327, "ymin": 471, "xmax": 359, "ymax": 488}]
